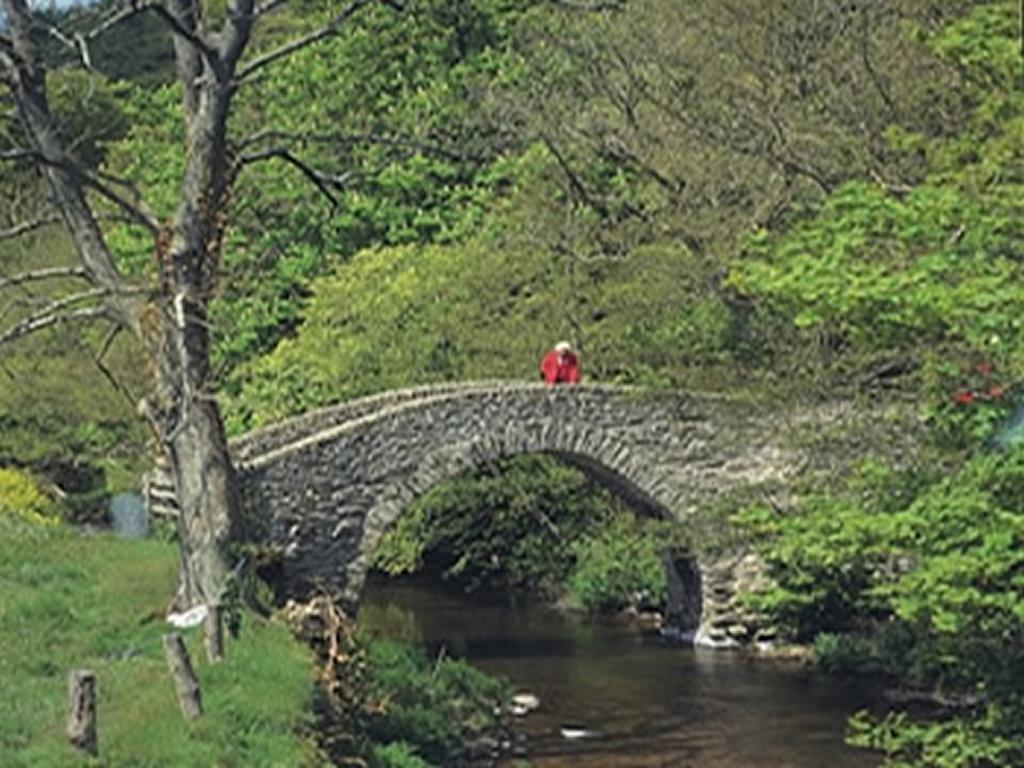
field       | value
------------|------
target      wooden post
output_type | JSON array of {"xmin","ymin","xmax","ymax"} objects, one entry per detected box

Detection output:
[
  {"xmin": 66, "ymin": 669, "xmax": 97, "ymax": 756},
  {"xmin": 204, "ymin": 603, "xmax": 224, "ymax": 663},
  {"xmin": 163, "ymin": 633, "xmax": 203, "ymax": 720}
]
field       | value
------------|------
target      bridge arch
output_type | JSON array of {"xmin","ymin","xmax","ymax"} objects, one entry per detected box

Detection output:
[
  {"xmin": 144, "ymin": 381, "xmax": 908, "ymax": 644},
  {"xmin": 353, "ymin": 423, "xmax": 678, "ymax": 598},
  {"xmin": 232, "ymin": 382, "xmax": 798, "ymax": 620}
]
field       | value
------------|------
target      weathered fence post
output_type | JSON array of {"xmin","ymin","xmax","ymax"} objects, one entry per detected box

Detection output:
[
  {"xmin": 204, "ymin": 603, "xmax": 224, "ymax": 662},
  {"xmin": 67, "ymin": 669, "xmax": 97, "ymax": 756},
  {"xmin": 163, "ymin": 633, "xmax": 203, "ymax": 720}
]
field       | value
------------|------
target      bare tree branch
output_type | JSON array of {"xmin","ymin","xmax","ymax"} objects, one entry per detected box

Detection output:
[
  {"xmin": 1, "ymin": 0, "xmax": 139, "ymax": 332},
  {"xmin": 45, "ymin": 26, "xmax": 93, "ymax": 70},
  {"xmin": 598, "ymin": 135, "xmax": 686, "ymax": 197},
  {"xmin": 83, "ymin": 0, "xmax": 150, "ymax": 38},
  {"xmin": 552, "ymin": 0, "xmax": 624, "ymax": 11},
  {"xmin": 89, "ymin": 322, "xmax": 138, "ymax": 407},
  {"xmin": 0, "ymin": 266, "xmax": 86, "ymax": 291},
  {"xmin": 237, "ymin": 147, "xmax": 365, "ymax": 207},
  {"xmin": 84, "ymin": 0, "xmax": 221, "ymax": 72},
  {"xmin": 0, "ymin": 147, "xmax": 36, "ymax": 163},
  {"xmin": 84, "ymin": 170, "xmax": 162, "ymax": 234},
  {"xmin": 235, "ymin": 0, "xmax": 369, "ymax": 82},
  {"xmin": 0, "ymin": 147, "xmax": 161, "ymax": 235},
  {"xmin": 236, "ymin": 129, "xmax": 475, "ymax": 163},
  {"xmin": 859, "ymin": 6, "xmax": 897, "ymax": 119},
  {"xmin": 542, "ymin": 135, "xmax": 604, "ymax": 216},
  {"xmin": 0, "ymin": 216, "xmax": 60, "ymax": 241},
  {"xmin": 0, "ymin": 289, "xmax": 111, "ymax": 347},
  {"xmin": 0, "ymin": 47, "xmax": 14, "ymax": 79},
  {"xmin": 253, "ymin": 0, "xmax": 288, "ymax": 16},
  {"xmin": 0, "ymin": 306, "xmax": 110, "ymax": 346},
  {"xmin": 542, "ymin": 133, "xmax": 651, "ymax": 223},
  {"xmin": 144, "ymin": 3, "xmax": 221, "ymax": 74}
]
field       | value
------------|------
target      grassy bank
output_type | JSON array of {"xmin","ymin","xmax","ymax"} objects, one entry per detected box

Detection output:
[{"xmin": 0, "ymin": 518, "xmax": 321, "ymax": 767}]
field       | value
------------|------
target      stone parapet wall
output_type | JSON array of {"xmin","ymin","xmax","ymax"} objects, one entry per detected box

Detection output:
[{"xmin": 231, "ymin": 381, "xmax": 520, "ymax": 463}]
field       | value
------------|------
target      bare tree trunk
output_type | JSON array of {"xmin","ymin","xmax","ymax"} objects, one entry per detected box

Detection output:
[
  {"xmin": 204, "ymin": 603, "xmax": 225, "ymax": 662},
  {"xmin": 149, "ymin": 21, "xmax": 243, "ymax": 608},
  {"xmin": 2, "ymin": 0, "xmax": 376, "ymax": 610},
  {"xmin": 163, "ymin": 634, "xmax": 203, "ymax": 720},
  {"xmin": 165, "ymin": 392, "xmax": 241, "ymax": 607},
  {"xmin": 1, "ymin": 0, "xmax": 244, "ymax": 610}
]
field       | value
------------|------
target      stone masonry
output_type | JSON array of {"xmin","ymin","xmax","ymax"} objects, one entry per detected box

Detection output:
[{"xmin": 154, "ymin": 380, "xmax": 910, "ymax": 645}]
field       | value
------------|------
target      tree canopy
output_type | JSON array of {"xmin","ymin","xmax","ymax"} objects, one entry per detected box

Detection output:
[{"xmin": 2, "ymin": 0, "xmax": 1021, "ymax": 762}]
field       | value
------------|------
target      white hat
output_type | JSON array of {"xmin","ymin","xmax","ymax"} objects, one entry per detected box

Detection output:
[{"xmin": 554, "ymin": 341, "xmax": 572, "ymax": 352}]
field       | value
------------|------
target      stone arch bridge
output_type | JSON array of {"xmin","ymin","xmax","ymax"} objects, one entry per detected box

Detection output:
[{"xmin": 154, "ymin": 381, "xmax": 896, "ymax": 644}]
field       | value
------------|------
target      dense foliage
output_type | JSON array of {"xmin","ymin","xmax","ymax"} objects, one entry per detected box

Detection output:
[
  {"xmin": 731, "ymin": 4, "xmax": 1024, "ymax": 764},
  {"xmin": 358, "ymin": 640, "xmax": 509, "ymax": 767},
  {"xmin": 371, "ymin": 454, "xmax": 671, "ymax": 611},
  {"xmin": 373, "ymin": 455, "xmax": 614, "ymax": 593},
  {"xmin": 2, "ymin": 0, "xmax": 1021, "ymax": 763},
  {"xmin": 0, "ymin": 468, "xmax": 59, "ymax": 526},
  {"xmin": 741, "ymin": 448, "xmax": 1024, "ymax": 766},
  {"xmin": 567, "ymin": 511, "xmax": 669, "ymax": 612}
]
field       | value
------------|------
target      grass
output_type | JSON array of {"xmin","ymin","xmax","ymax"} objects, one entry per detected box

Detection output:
[{"xmin": 0, "ymin": 517, "xmax": 324, "ymax": 767}]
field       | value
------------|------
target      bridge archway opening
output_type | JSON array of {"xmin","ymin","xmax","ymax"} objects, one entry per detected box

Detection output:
[{"xmin": 356, "ymin": 450, "xmax": 702, "ymax": 639}]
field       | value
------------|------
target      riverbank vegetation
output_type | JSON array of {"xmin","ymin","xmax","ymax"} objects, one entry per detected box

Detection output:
[
  {"xmin": 0, "ymin": 492, "xmax": 510, "ymax": 767},
  {"xmin": 0, "ymin": 511, "xmax": 320, "ymax": 766},
  {"xmin": 2, "ymin": 0, "xmax": 1021, "ymax": 764},
  {"xmin": 731, "ymin": 4, "xmax": 1024, "ymax": 762}
]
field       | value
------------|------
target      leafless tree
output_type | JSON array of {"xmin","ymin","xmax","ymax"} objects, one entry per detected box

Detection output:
[{"xmin": 0, "ymin": 0, "xmax": 381, "ymax": 608}]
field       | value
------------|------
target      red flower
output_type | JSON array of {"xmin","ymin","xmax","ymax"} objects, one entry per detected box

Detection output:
[
  {"xmin": 953, "ymin": 390, "xmax": 976, "ymax": 405},
  {"xmin": 987, "ymin": 385, "xmax": 1005, "ymax": 399}
]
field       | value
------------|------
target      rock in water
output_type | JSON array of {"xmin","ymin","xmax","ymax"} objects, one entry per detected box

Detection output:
[
  {"xmin": 510, "ymin": 692, "xmax": 541, "ymax": 715},
  {"xmin": 559, "ymin": 725, "xmax": 599, "ymax": 739}
]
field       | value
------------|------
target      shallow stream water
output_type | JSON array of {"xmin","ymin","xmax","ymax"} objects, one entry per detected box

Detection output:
[{"xmin": 359, "ymin": 576, "xmax": 880, "ymax": 767}]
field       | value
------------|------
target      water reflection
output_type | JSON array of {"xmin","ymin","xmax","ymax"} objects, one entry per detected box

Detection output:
[{"xmin": 359, "ymin": 576, "xmax": 880, "ymax": 768}]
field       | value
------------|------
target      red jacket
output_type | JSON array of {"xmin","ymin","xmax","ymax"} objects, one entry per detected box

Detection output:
[
  {"xmin": 540, "ymin": 349, "xmax": 581, "ymax": 385},
  {"xmin": 540, "ymin": 350, "xmax": 561, "ymax": 384},
  {"xmin": 558, "ymin": 351, "xmax": 580, "ymax": 384}
]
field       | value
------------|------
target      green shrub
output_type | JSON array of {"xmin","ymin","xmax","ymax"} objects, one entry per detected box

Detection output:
[
  {"xmin": 567, "ymin": 513, "xmax": 667, "ymax": 612},
  {"xmin": 372, "ymin": 741, "xmax": 433, "ymax": 768},
  {"xmin": 813, "ymin": 632, "xmax": 877, "ymax": 675},
  {"xmin": 743, "ymin": 446, "xmax": 1024, "ymax": 764},
  {"xmin": 362, "ymin": 640, "xmax": 508, "ymax": 765},
  {"xmin": 0, "ymin": 468, "xmax": 59, "ymax": 526},
  {"xmin": 372, "ymin": 454, "xmax": 625, "ymax": 596},
  {"xmin": 848, "ymin": 707, "xmax": 1024, "ymax": 768}
]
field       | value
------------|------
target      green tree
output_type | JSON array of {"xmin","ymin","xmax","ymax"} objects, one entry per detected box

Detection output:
[
  {"xmin": 728, "ymin": 1, "xmax": 1023, "ymax": 398},
  {"xmin": 731, "ymin": 5, "xmax": 1024, "ymax": 762}
]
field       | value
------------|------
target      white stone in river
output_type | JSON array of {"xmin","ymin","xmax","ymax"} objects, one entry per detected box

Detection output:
[
  {"xmin": 560, "ymin": 726, "xmax": 599, "ymax": 739},
  {"xmin": 510, "ymin": 692, "xmax": 540, "ymax": 715}
]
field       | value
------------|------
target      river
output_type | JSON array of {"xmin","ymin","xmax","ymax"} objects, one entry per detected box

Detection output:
[{"xmin": 358, "ymin": 575, "xmax": 880, "ymax": 767}]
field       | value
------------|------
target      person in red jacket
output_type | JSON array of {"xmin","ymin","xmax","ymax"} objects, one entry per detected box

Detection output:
[
  {"xmin": 540, "ymin": 341, "xmax": 580, "ymax": 385},
  {"xmin": 558, "ymin": 343, "xmax": 580, "ymax": 384}
]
